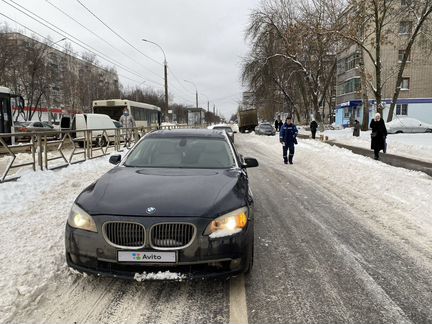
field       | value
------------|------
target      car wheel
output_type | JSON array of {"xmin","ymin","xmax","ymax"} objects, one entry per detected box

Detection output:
[
  {"xmin": 98, "ymin": 136, "xmax": 107, "ymax": 147},
  {"xmin": 395, "ymin": 130, "xmax": 403, "ymax": 134},
  {"xmin": 426, "ymin": 128, "xmax": 432, "ymax": 133}
]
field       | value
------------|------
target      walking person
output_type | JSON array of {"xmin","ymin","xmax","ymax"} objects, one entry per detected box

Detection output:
[
  {"xmin": 119, "ymin": 107, "xmax": 136, "ymax": 148},
  {"xmin": 310, "ymin": 119, "xmax": 318, "ymax": 139},
  {"xmin": 280, "ymin": 116, "xmax": 298, "ymax": 164},
  {"xmin": 274, "ymin": 118, "xmax": 279, "ymax": 132},
  {"xmin": 353, "ymin": 119, "xmax": 361, "ymax": 137},
  {"xmin": 369, "ymin": 113, "xmax": 387, "ymax": 160},
  {"xmin": 278, "ymin": 118, "xmax": 283, "ymax": 132}
]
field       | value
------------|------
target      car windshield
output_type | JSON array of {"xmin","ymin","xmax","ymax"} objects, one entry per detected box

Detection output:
[
  {"xmin": 213, "ymin": 126, "xmax": 233, "ymax": 132},
  {"xmin": 124, "ymin": 137, "xmax": 236, "ymax": 169},
  {"xmin": 260, "ymin": 124, "xmax": 273, "ymax": 129}
]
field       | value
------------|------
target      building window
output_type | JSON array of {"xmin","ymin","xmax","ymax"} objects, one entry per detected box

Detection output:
[
  {"xmin": 338, "ymin": 78, "xmax": 361, "ymax": 95},
  {"xmin": 337, "ymin": 53, "xmax": 359, "ymax": 74},
  {"xmin": 400, "ymin": 77, "xmax": 410, "ymax": 90},
  {"xmin": 344, "ymin": 108, "xmax": 349, "ymax": 118},
  {"xmin": 399, "ymin": 21, "xmax": 412, "ymax": 34},
  {"xmin": 396, "ymin": 104, "xmax": 408, "ymax": 115},
  {"xmin": 398, "ymin": 50, "xmax": 411, "ymax": 62}
]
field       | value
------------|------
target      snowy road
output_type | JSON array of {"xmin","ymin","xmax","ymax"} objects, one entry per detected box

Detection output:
[{"xmin": 1, "ymin": 133, "xmax": 432, "ymax": 323}]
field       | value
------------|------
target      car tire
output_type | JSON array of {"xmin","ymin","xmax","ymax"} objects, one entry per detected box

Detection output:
[
  {"xmin": 98, "ymin": 136, "xmax": 107, "ymax": 147},
  {"xmin": 395, "ymin": 130, "xmax": 403, "ymax": 134}
]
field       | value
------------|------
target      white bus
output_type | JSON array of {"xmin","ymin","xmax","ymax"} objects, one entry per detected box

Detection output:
[{"xmin": 92, "ymin": 99, "xmax": 161, "ymax": 128}]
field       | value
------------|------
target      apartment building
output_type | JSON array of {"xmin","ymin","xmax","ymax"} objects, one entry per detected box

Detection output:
[
  {"xmin": 1, "ymin": 32, "xmax": 119, "ymax": 122},
  {"xmin": 335, "ymin": 8, "xmax": 432, "ymax": 126}
]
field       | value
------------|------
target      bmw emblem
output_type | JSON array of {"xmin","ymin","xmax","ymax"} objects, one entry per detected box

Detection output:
[{"xmin": 146, "ymin": 207, "xmax": 156, "ymax": 215}]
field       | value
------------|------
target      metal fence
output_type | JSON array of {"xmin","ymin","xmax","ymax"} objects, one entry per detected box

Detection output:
[{"xmin": 0, "ymin": 124, "xmax": 193, "ymax": 183}]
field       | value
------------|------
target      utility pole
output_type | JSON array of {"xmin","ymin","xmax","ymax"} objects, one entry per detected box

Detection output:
[
  {"xmin": 142, "ymin": 39, "xmax": 168, "ymax": 121},
  {"xmin": 184, "ymin": 80, "xmax": 199, "ymax": 108},
  {"xmin": 164, "ymin": 60, "xmax": 168, "ymax": 119}
]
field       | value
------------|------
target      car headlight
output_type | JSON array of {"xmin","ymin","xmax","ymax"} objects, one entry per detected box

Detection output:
[
  {"xmin": 204, "ymin": 207, "xmax": 248, "ymax": 238},
  {"xmin": 67, "ymin": 203, "xmax": 97, "ymax": 232}
]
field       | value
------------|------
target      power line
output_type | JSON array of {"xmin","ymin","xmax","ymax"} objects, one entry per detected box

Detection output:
[
  {"xmin": 168, "ymin": 67, "xmax": 196, "ymax": 95},
  {"xmin": 45, "ymin": 0, "xmax": 164, "ymax": 81},
  {"xmin": 75, "ymin": 0, "xmax": 162, "ymax": 66},
  {"xmin": 0, "ymin": 1, "xmax": 198, "ymax": 105},
  {"xmin": 1, "ymin": 0, "xmax": 164, "ymax": 87}
]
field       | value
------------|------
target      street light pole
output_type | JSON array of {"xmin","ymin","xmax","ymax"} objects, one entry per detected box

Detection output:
[
  {"xmin": 184, "ymin": 79, "xmax": 198, "ymax": 108},
  {"xmin": 201, "ymin": 93, "xmax": 210, "ymax": 112},
  {"xmin": 142, "ymin": 39, "xmax": 168, "ymax": 121}
]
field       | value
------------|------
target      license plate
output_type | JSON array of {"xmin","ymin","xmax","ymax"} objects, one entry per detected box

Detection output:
[{"xmin": 118, "ymin": 251, "xmax": 176, "ymax": 263}]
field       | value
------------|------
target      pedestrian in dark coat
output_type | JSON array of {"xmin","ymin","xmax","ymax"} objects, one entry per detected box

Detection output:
[
  {"xmin": 310, "ymin": 120, "xmax": 318, "ymax": 139},
  {"xmin": 353, "ymin": 120, "xmax": 360, "ymax": 137},
  {"xmin": 274, "ymin": 119, "xmax": 279, "ymax": 131},
  {"xmin": 370, "ymin": 113, "xmax": 387, "ymax": 160},
  {"xmin": 280, "ymin": 116, "xmax": 298, "ymax": 164}
]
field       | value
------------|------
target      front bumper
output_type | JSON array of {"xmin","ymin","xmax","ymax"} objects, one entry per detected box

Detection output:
[{"xmin": 65, "ymin": 215, "xmax": 253, "ymax": 280}]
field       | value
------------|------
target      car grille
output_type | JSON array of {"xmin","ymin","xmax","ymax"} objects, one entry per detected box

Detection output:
[
  {"xmin": 103, "ymin": 222, "xmax": 145, "ymax": 248},
  {"xmin": 150, "ymin": 223, "xmax": 195, "ymax": 249}
]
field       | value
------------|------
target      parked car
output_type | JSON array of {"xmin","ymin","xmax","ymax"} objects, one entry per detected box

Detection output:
[
  {"xmin": 212, "ymin": 125, "xmax": 235, "ymax": 143},
  {"xmin": 65, "ymin": 129, "xmax": 258, "ymax": 280},
  {"xmin": 254, "ymin": 122, "xmax": 276, "ymax": 136},
  {"xmin": 14, "ymin": 121, "xmax": 58, "ymax": 140},
  {"xmin": 386, "ymin": 117, "xmax": 432, "ymax": 134}
]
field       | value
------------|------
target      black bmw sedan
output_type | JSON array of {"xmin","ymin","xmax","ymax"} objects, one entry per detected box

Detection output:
[{"xmin": 65, "ymin": 129, "xmax": 258, "ymax": 280}]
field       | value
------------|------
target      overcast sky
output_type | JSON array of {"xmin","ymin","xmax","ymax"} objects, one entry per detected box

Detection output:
[{"xmin": 0, "ymin": 0, "xmax": 261, "ymax": 119}]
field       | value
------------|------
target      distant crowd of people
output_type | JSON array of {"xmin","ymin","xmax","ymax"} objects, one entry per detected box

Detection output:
[{"xmin": 273, "ymin": 112, "xmax": 388, "ymax": 164}]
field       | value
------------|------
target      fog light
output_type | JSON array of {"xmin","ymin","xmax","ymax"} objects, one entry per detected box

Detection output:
[{"xmin": 230, "ymin": 258, "xmax": 242, "ymax": 270}]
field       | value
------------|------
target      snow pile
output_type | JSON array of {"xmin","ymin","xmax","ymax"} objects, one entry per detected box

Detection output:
[
  {"xmin": 0, "ymin": 156, "xmax": 113, "ymax": 322},
  {"xmin": 209, "ymin": 228, "xmax": 242, "ymax": 239},
  {"xmin": 299, "ymin": 127, "xmax": 432, "ymax": 163},
  {"xmin": 134, "ymin": 271, "xmax": 186, "ymax": 281}
]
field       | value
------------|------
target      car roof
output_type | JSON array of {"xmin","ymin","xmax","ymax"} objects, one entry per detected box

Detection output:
[{"xmin": 147, "ymin": 129, "xmax": 227, "ymax": 139}]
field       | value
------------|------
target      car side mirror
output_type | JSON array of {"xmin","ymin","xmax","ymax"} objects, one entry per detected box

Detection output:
[
  {"xmin": 242, "ymin": 157, "xmax": 259, "ymax": 168},
  {"xmin": 109, "ymin": 154, "xmax": 121, "ymax": 165}
]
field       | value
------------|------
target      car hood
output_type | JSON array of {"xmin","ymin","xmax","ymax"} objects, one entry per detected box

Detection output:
[{"xmin": 76, "ymin": 167, "xmax": 247, "ymax": 218}]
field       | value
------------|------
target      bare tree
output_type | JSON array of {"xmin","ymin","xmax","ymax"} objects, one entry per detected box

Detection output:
[{"xmin": 242, "ymin": 0, "xmax": 338, "ymax": 124}]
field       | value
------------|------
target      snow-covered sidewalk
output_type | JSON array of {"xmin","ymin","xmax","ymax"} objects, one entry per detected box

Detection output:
[
  {"xmin": 298, "ymin": 127, "xmax": 432, "ymax": 163},
  {"xmin": 0, "ymin": 157, "xmax": 114, "ymax": 322}
]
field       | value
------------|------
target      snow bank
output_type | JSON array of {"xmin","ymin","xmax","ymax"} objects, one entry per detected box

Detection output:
[
  {"xmin": 299, "ymin": 127, "xmax": 432, "ymax": 163},
  {"xmin": 0, "ymin": 156, "xmax": 113, "ymax": 322}
]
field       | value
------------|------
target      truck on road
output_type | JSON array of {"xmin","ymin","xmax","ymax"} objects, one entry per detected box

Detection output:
[{"xmin": 238, "ymin": 108, "xmax": 258, "ymax": 133}]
